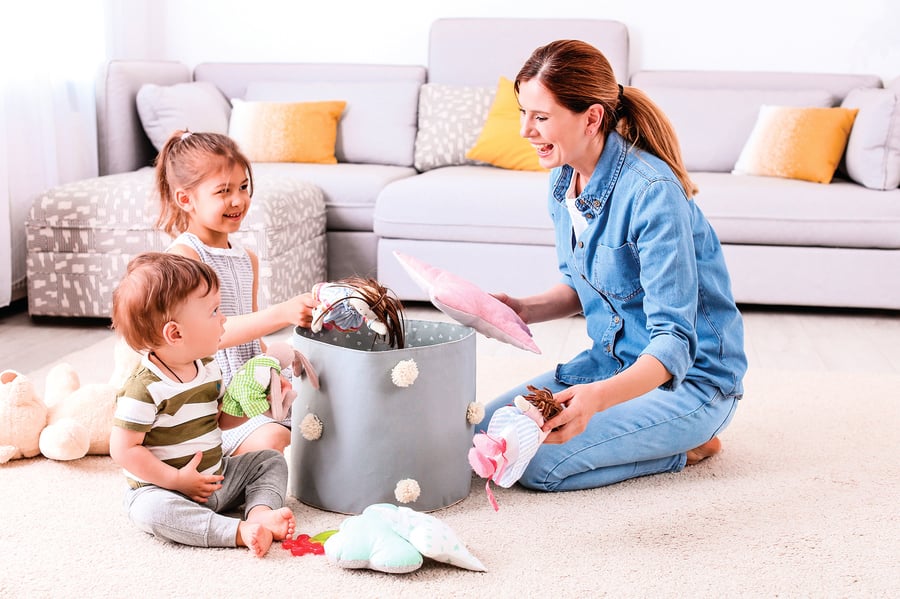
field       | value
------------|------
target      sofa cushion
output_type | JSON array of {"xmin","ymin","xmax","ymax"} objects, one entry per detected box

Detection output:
[
  {"xmin": 414, "ymin": 83, "xmax": 494, "ymax": 172},
  {"xmin": 466, "ymin": 77, "xmax": 544, "ymax": 171},
  {"xmin": 136, "ymin": 81, "xmax": 231, "ymax": 151},
  {"xmin": 374, "ymin": 166, "xmax": 552, "ymax": 245},
  {"xmin": 692, "ymin": 172, "xmax": 900, "ymax": 249},
  {"xmin": 245, "ymin": 80, "xmax": 421, "ymax": 167},
  {"xmin": 733, "ymin": 106, "xmax": 858, "ymax": 184},
  {"xmin": 640, "ymin": 87, "xmax": 835, "ymax": 172},
  {"xmin": 841, "ymin": 88, "xmax": 900, "ymax": 190},
  {"xmin": 228, "ymin": 100, "xmax": 345, "ymax": 164}
]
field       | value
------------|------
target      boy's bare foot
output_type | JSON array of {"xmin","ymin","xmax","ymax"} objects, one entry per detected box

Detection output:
[
  {"xmin": 237, "ymin": 522, "xmax": 273, "ymax": 557},
  {"xmin": 247, "ymin": 506, "xmax": 296, "ymax": 541},
  {"xmin": 686, "ymin": 437, "xmax": 722, "ymax": 465}
]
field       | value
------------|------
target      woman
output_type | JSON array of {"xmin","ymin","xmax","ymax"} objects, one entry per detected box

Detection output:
[{"xmin": 477, "ymin": 40, "xmax": 747, "ymax": 491}]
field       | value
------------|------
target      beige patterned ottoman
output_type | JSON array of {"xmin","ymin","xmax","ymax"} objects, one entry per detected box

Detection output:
[{"xmin": 26, "ymin": 168, "xmax": 326, "ymax": 317}]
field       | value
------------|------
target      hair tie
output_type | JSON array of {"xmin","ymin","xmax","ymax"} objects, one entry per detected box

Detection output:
[
  {"xmin": 617, "ymin": 83, "xmax": 625, "ymax": 105},
  {"xmin": 180, "ymin": 130, "xmax": 192, "ymax": 141}
]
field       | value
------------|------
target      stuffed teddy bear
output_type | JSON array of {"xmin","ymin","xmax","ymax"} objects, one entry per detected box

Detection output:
[
  {"xmin": 37, "ymin": 338, "xmax": 141, "ymax": 461},
  {"xmin": 0, "ymin": 370, "xmax": 47, "ymax": 463},
  {"xmin": 222, "ymin": 341, "xmax": 319, "ymax": 421}
]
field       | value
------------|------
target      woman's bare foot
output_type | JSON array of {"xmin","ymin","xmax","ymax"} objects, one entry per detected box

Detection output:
[
  {"xmin": 686, "ymin": 437, "xmax": 722, "ymax": 465},
  {"xmin": 247, "ymin": 506, "xmax": 296, "ymax": 541},
  {"xmin": 237, "ymin": 522, "xmax": 273, "ymax": 557}
]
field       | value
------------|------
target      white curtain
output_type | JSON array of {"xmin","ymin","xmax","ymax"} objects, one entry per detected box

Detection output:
[{"xmin": 0, "ymin": 0, "xmax": 106, "ymax": 307}]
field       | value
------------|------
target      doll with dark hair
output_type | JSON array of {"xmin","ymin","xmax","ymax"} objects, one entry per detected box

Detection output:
[{"xmin": 310, "ymin": 277, "xmax": 406, "ymax": 349}]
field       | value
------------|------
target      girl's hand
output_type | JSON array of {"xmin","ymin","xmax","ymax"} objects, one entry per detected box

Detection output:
[
  {"xmin": 542, "ymin": 383, "xmax": 606, "ymax": 444},
  {"xmin": 280, "ymin": 292, "xmax": 317, "ymax": 328},
  {"xmin": 175, "ymin": 452, "xmax": 224, "ymax": 503}
]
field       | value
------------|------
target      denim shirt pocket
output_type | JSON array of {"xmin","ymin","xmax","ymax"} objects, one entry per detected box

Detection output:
[{"xmin": 590, "ymin": 242, "xmax": 642, "ymax": 300}]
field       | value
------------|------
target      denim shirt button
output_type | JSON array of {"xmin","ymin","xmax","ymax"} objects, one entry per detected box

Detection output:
[
  {"xmin": 592, "ymin": 200, "xmax": 601, "ymax": 208},
  {"xmin": 606, "ymin": 344, "xmax": 612, "ymax": 352},
  {"xmin": 613, "ymin": 316, "xmax": 620, "ymax": 324},
  {"xmin": 585, "ymin": 213, "xmax": 594, "ymax": 219},
  {"xmin": 578, "ymin": 241, "xmax": 584, "ymax": 248}
]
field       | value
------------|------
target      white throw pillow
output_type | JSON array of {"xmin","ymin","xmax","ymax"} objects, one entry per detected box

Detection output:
[
  {"xmin": 841, "ymin": 87, "xmax": 900, "ymax": 190},
  {"xmin": 136, "ymin": 81, "xmax": 232, "ymax": 151}
]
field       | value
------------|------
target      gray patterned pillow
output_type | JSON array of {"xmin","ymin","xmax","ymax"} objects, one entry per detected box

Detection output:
[{"xmin": 414, "ymin": 83, "xmax": 495, "ymax": 172}]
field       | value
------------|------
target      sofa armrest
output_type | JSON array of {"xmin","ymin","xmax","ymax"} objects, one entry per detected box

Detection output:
[{"xmin": 96, "ymin": 60, "xmax": 190, "ymax": 175}]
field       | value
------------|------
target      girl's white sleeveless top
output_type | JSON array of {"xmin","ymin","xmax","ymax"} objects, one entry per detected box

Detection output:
[{"xmin": 168, "ymin": 232, "xmax": 261, "ymax": 386}]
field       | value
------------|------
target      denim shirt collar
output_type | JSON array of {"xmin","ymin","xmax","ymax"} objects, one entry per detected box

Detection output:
[{"xmin": 551, "ymin": 130, "xmax": 629, "ymax": 217}]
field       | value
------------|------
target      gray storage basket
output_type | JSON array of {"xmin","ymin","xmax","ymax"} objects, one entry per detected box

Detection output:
[{"xmin": 290, "ymin": 319, "xmax": 476, "ymax": 514}]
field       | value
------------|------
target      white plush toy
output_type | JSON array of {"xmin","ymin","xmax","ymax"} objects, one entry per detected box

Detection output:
[
  {"xmin": 0, "ymin": 370, "xmax": 48, "ymax": 464},
  {"xmin": 38, "ymin": 337, "xmax": 141, "ymax": 461},
  {"xmin": 0, "ymin": 338, "xmax": 141, "ymax": 464}
]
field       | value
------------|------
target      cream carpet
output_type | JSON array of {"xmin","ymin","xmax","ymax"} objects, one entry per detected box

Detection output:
[{"xmin": 3, "ymin": 335, "xmax": 899, "ymax": 598}]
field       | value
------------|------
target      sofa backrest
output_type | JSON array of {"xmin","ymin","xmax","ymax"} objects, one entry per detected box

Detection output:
[
  {"xmin": 428, "ymin": 18, "xmax": 630, "ymax": 85},
  {"xmin": 195, "ymin": 63, "xmax": 426, "ymax": 168},
  {"xmin": 631, "ymin": 70, "xmax": 884, "ymax": 172},
  {"xmin": 96, "ymin": 60, "xmax": 191, "ymax": 175}
]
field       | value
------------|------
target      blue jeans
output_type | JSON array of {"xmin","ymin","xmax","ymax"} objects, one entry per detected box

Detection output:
[{"xmin": 476, "ymin": 371, "xmax": 739, "ymax": 491}]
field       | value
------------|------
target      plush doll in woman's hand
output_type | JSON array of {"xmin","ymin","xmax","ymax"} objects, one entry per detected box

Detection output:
[
  {"xmin": 222, "ymin": 341, "xmax": 319, "ymax": 422},
  {"xmin": 468, "ymin": 386, "xmax": 562, "ymax": 510},
  {"xmin": 310, "ymin": 277, "xmax": 406, "ymax": 348}
]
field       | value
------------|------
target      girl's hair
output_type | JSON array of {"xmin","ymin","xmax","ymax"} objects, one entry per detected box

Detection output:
[
  {"xmin": 515, "ymin": 40, "xmax": 697, "ymax": 198},
  {"xmin": 155, "ymin": 130, "xmax": 255, "ymax": 237},
  {"xmin": 112, "ymin": 252, "xmax": 220, "ymax": 352}
]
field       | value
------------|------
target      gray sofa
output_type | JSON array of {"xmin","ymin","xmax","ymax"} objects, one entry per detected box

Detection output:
[{"xmin": 25, "ymin": 17, "xmax": 900, "ymax": 316}]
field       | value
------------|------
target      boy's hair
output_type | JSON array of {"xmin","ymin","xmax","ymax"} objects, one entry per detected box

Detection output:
[
  {"xmin": 154, "ymin": 130, "xmax": 254, "ymax": 237},
  {"xmin": 112, "ymin": 252, "xmax": 220, "ymax": 352}
]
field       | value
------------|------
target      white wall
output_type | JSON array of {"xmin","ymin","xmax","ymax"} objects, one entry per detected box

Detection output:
[{"xmin": 114, "ymin": 0, "xmax": 900, "ymax": 82}]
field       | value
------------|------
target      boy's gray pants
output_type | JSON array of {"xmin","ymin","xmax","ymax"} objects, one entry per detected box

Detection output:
[{"xmin": 123, "ymin": 449, "xmax": 288, "ymax": 547}]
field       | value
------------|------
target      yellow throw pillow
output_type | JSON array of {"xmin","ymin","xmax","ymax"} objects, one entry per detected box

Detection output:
[
  {"xmin": 466, "ymin": 77, "xmax": 544, "ymax": 171},
  {"xmin": 733, "ymin": 105, "xmax": 859, "ymax": 184},
  {"xmin": 228, "ymin": 99, "xmax": 346, "ymax": 163}
]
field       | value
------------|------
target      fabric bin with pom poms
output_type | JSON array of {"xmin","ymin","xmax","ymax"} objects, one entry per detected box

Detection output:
[{"xmin": 290, "ymin": 320, "xmax": 476, "ymax": 514}]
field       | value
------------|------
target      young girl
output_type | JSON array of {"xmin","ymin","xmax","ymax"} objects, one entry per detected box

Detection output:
[
  {"xmin": 155, "ymin": 130, "xmax": 316, "ymax": 456},
  {"xmin": 475, "ymin": 40, "xmax": 747, "ymax": 492}
]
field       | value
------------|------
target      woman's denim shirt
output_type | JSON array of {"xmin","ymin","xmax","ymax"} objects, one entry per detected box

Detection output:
[{"xmin": 551, "ymin": 131, "xmax": 746, "ymax": 398}]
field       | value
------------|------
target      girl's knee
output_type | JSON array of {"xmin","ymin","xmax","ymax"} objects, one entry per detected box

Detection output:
[{"xmin": 234, "ymin": 424, "xmax": 291, "ymax": 455}]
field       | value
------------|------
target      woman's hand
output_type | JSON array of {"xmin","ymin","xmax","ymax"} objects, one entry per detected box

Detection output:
[
  {"xmin": 542, "ymin": 383, "xmax": 606, "ymax": 444},
  {"xmin": 174, "ymin": 452, "xmax": 224, "ymax": 503},
  {"xmin": 493, "ymin": 284, "xmax": 582, "ymax": 325}
]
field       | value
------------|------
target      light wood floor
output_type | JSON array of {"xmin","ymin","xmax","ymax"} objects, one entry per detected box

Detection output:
[{"xmin": 2, "ymin": 298, "xmax": 899, "ymax": 377}]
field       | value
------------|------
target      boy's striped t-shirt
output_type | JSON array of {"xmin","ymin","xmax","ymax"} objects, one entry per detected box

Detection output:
[{"xmin": 114, "ymin": 356, "xmax": 224, "ymax": 488}]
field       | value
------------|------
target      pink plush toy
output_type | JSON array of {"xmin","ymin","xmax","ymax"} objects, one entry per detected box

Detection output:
[{"xmin": 469, "ymin": 389, "xmax": 560, "ymax": 511}]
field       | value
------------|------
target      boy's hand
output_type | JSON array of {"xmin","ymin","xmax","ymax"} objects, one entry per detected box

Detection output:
[{"xmin": 175, "ymin": 451, "xmax": 224, "ymax": 503}]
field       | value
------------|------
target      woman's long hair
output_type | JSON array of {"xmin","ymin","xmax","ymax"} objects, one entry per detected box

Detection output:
[{"xmin": 515, "ymin": 40, "xmax": 697, "ymax": 198}]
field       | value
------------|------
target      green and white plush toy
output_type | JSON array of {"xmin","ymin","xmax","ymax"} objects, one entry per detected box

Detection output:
[
  {"xmin": 222, "ymin": 342, "xmax": 318, "ymax": 421},
  {"xmin": 324, "ymin": 503, "xmax": 486, "ymax": 574}
]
